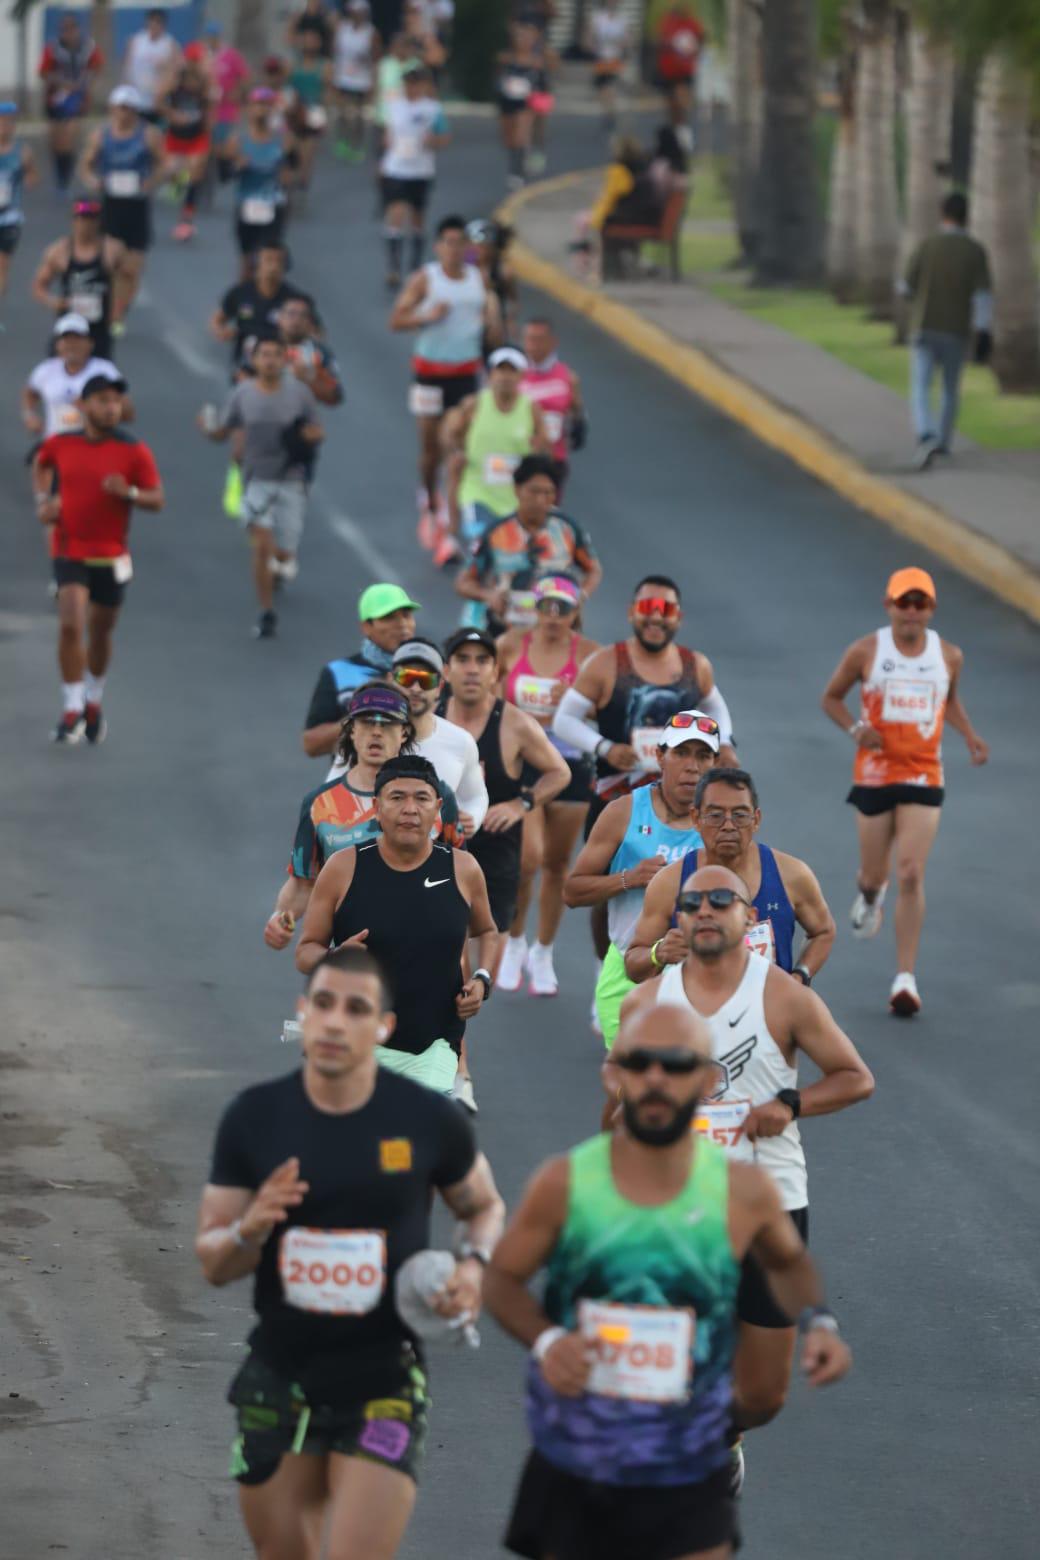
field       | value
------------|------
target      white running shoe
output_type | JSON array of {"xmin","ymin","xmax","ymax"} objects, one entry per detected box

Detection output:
[
  {"xmin": 452, "ymin": 1074, "xmax": 478, "ymax": 1114},
  {"xmin": 527, "ymin": 942, "xmax": 558, "ymax": 997},
  {"xmin": 889, "ymin": 972, "xmax": 921, "ymax": 1018},
  {"xmin": 497, "ymin": 936, "xmax": 528, "ymax": 992},
  {"xmin": 728, "ymin": 1439, "xmax": 745, "ymax": 1498},
  {"xmin": 850, "ymin": 883, "xmax": 886, "ymax": 939},
  {"xmin": 590, "ymin": 989, "xmax": 603, "ymax": 1037}
]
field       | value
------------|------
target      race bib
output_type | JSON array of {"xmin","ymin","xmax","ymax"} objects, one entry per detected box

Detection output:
[
  {"xmin": 579, "ymin": 1300, "xmax": 693, "ymax": 1403},
  {"xmin": 306, "ymin": 105, "xmax": 328, "ymax": 130},
  {"xmin": 241, "ymin": 196, "xmax": 276, "ymax": 225},
  {"xmin": 60, "ymin": 403, "xmax": 83, "ymax": 429},
  {"xmin": 280, "ymin": 1227, "xmax": 386, "ymax": 1315},
  {"xmin": 513, "ymin": 673, "xmax": 559, "ymax": 716},
  {"xmin": 0, "ymin": 177, "xmax": 12, "ymax": 207},
  {"xmin": 693, "ymin": 1098, "xmax": 753, "ymax": 1161},
  {"xmin": 745, "ymin": 918, "xmax": 776, "ymax": 963},
  {"xmin": 105, "ymin": 170, "xmax": 140, "ymax": 197},
  {"xmin": 882, "ymin": 678, "xmax": 936, "ymax": 724},
  {"xmin": 503, "ymin": 75, "xmax": 532, "ymax": 100},
  {"xmin": 543, "ymin": 410, "xmax": 564, "ymax": 444},
  {"xmin": 111, "ymin": 553, "xmax": 134, "ymax": 585},
  {"xmin": 505, "ymin": 588, "xmax": 537, "ymax": 626},
  {"xmin": 631, "ymin": 727, "xmax": 663, "ymax": 771},
  {"xmin": 70, "ymin": 291, "xmax": 102, "ymax": 322},
  {"xmin": 483, "ymin": 453, "xmax": 519, "ymax": 486},
  {"xmin": 408, "ymin": 382, "xmax": 443, "ymax": 417}
]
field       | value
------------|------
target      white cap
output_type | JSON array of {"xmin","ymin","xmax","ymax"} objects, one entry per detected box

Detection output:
[
  {"xmin": 54, "ymin": 311, "xmax": 91, "ymax": 337},
  {"xmin": 488, "ymin": 346, "xmax": 528, "ymax": 372},
  {"xmin": 109, "ymin": 84, "xmax": 144, "ymax": 110},
  {"xmin": 657, "ymin": 710, "xmax": 722, "ymax": 753}
]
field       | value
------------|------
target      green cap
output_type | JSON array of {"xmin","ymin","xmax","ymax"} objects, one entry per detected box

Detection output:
[{"xmin": 357, "ymin": 583, "xmax": 421, "ymax": 622}]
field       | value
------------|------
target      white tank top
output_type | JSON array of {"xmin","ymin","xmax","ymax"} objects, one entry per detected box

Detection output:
[
  {"xmin": 414, "ymin": 262, "xmax": 486, "ymax": 367},
  {"xmin": 334, "ymin": 22, "xmax": 374, "ymax": 90},
  {"xmin": 592, "ymin": 11, "xmax": 629, "ymax": 60},
  {"xmin": 656, "ymin": 954, "xmax": 808, "ymax": 1211},
  {"xmin": 124, "ymin": 32, "xmax": 178, "ymax": 108}
]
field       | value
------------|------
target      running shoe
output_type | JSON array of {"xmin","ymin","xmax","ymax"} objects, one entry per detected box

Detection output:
[
  {"xmin": 452, "ymin": 1074, "xmax": 478, "ymax": 1114},
  {"xmin": 417, "ymin": 508, "xmax": 438, "ymax": 550},
  {"xmin": 83, "ymin": 702, "xmax": 107, "ymax": 745},
  {"xmin": 850, "ymin": 883, "xmax": 886, "ymax": 939},
  {"xmin": 528, "ymin": 150, "xmax": 546, "ymax": 175},
  {"xmin": 432, "ymin": 530, "xmax": 462, "ymax": 569},
  {"xmin": 590, "ymin": 989, "xmax": 603, "ymax": 1037},
  {"xmin": 728, "ymin": 1439, "xmax": 745, "ymax": 1499},
  {"xmin": 889, "ymin": 972, "xmax": 921, "ymax": 1018},
  {"xmin": 914, "ymin": 435, "xmax": 939, "ymax": 471},
  {"xmin": 253, "ymin": 609, "xmax": 278, "ymax": 639},
  {"xmin": 172, "ymin": 220, "xmax": 196, "ymax": 242},
  {"xmin": 52, "ymin": 709, "xmax": 85, "ymax": 744},
  {"xmin": 528, "ymin": 942, "xmax": 559, "ymax": 997},
  {"xmin": 111, "ymin": 320, "xmax": 126, "ymax": 339},
  {"xmin": 497, "ymin": 936, "xmax": 528, "ymax": 992}
]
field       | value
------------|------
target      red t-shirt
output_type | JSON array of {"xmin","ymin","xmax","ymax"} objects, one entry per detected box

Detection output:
[
  {"xmin": 37, "ymin": 430, "xmax": 160, "ymax": 561},
  {"xmin": 657, "ymin": 13, "xmax": 705, "ymax": 82}
]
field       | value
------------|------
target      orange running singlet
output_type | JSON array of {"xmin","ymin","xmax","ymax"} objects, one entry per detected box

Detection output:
[{"xmin": 853, "ymin": 626, "xmax": 949, "ymax": 788}]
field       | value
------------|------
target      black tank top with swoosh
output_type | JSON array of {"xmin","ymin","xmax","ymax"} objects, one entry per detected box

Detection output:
[
  {"xmin": 332, "ymin": 841, "xmax": 468, "ymax": 1055},
  {"xmin": 469, "ymin": 698, "xmax": 523, "ymax": 883}
]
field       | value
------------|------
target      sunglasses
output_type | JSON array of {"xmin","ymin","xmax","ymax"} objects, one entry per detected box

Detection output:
[
  {"xmin": 892, "ymin": 593, "xmax": 933, "ymax": 610},
  {"xmin": 392, "ymin": 665, "xmax": 440, "ymax": 690},
  {"xmin": 667, "ymin": 712, "xmax": 719, "ymax": 735},
  {"xmin": 351, "ymin": 712, "xmax": 402, "ymax": 727},
  {"xmin": 536, "ymin": 596, "xmax": 577, "ymax": 614},
  {"xmin": 614, "ymin": 1047, "xmax": 712, "ymax": 1074},
  {"xmin": 633, "ymin": 597, "xmax": 680, "ymax": 620},
  {"xmin": 676, "ymin": 888, "xmax": 750, "ymax": 913}
]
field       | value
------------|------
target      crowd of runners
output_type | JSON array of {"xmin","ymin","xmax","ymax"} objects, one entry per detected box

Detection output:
[{"xmin": 6, "ymin": 6, "xmax": 993, "ymax": 1559}]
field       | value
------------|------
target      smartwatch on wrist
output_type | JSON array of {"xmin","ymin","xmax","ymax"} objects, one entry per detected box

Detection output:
[
  {"xmin": 799, "ymin": 1305, "xmax": 840, "ymax": 1335},
  {"xmin": 519, "ymin": 788, "xmax": 535, "ymax": 812},
  {"xmin": 793, "ymin": 963, "xmax": 812, "ymax": 986},
  {"xmin": 472, "ymin": 968, "xmax": 493, "ymax": 1001},
  {"xmin": 776, "ymin": 1087, "xmax": 801, "ymax": 1120},
  {"xmin": 457, "ymin": 1241, "xmax": 491, "ymax": 1267}
]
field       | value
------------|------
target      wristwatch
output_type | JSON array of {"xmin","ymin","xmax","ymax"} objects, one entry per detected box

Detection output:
[
  {"xmin": 799, "ymin": 1305, "xmax": 840, "ymax": 1335},
  {"xmin": 793, "ymin": 964, "xmax": 812, "ymax": 987},
  {"xmin": 472, "ymin": 968, "xmax": 493, "ymax": 1001},
  {"xmin": 128, "ymin": 484, "xmax": 140, "ymax": 502},
  {"xmin": 519, "ymin": 788, "xmax": 536, "ymax": 812},
  {"xmin": 457, "ymin": 1241, "xmax": 492, "ymax": 1267},
  {"xmin": 775, "ymin": 1088, "xmax": 801, "ymax": 1120}
]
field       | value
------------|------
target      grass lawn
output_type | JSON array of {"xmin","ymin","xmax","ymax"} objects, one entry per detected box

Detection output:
[{"xmin": 678, "ymin": 159, "xmax": 1040, "ymax": 451}]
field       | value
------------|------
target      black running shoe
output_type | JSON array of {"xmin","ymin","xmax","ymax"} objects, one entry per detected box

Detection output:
[
  {"xmin": 84, "ymin": 702, "xmax": 107, "ymax": 744},
  {"xmin": 53, "ymin": 710, "xmax": 86, "ymax": 744},
  {"xmin": 253, "ymin": 609, "xmax": 278, "ymax": 639}
]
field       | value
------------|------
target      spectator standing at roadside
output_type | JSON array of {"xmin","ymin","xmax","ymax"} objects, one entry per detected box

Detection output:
[
  {"xmin": 654, "ymin": 2, "xmax": 705, "ymax": 149},
  {"xmin": 902, "ymin": 192, "xmax": 993, "ymax": 471}
]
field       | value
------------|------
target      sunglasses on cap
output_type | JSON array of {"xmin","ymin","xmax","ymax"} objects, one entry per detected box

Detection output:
[
  {"xmin": 666, "ymin": 712, "xmax": 719, "ymax": 735},
  {"xmin": 73, "ymin": 200, "xmax": 101, "ymax": 217},
  {"xmin": 892, "ymin": 592, "xmax": 933, "ymax": 610},
  {"xmin": 633, "ymin": 597, "xmax": 680, "ymax": 620},
  {"xmin": 614, "ymin": 1046, "xmax": 712, "ymax": 1075},
  {"xmin": 392, "ymin": 664, "xmax": 441, "ymax": 690},
  {"xmin": 676, "ymin": 888, "xmax": 751, "ymax": 913},
  {"xmin": 352, "ymin": 712, "xmax": 400, "ymax": 727}
]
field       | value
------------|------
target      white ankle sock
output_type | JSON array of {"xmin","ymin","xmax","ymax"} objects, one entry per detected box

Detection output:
[
  {"xmin": 84, "ymin": 672, "xmax": 105, "ymax": 706},
  {"xmin": 62, "ymin": 681, "xmax": 85, "ymax": 713}
]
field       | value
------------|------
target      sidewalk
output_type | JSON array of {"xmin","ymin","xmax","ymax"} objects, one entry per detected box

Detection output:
[{"xmin": 504, "ymin": 170, "xmax": 1040, "ymax": 617}]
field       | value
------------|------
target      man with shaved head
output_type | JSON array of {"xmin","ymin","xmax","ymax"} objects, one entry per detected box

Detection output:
[
  {"xmin": 485, "ymin": 1002, "xmax": 853, "ymax": 1560},
  {"xmin": 620, "ymin": 863, "xmax": 873, "ymax": 1493}
]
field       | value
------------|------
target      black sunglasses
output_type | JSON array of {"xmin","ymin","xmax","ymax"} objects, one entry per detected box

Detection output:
[
  {"xmin": 676, "ymin": 888, "xmax": 750, "ymax": 913},
  {"xmin": 614, "ymin": 1047, "xmax": 713, "ymax": 1075}
]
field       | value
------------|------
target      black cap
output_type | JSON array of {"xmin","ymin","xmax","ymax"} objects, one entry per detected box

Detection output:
[
  {"xmin": 81, "ymin": 373, "xmax": 128, "ymax": 399},
  {"xmin": 373, "ymin": 755, "xmax": 442, "ymax": 796},
  {"xmin": 443, "ymin": 627, "xmax": 497, "ymax": 660}
]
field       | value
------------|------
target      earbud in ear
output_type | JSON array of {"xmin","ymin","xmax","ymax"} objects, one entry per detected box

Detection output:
[{"xmin": 377, "ymin": 1024, "xmax": 389, "ymax": 1041}]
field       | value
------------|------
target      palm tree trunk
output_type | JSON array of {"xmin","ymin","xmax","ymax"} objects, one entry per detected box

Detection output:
[
  {"xmin": 753, "ymin": 0, "xmax": 822, "ymax": 285},
  {"xmin": 970, "ymin": 52, "xmax": 1040, "ymax": 393},
  {"xmin": 234, "ymin": 0, "xmax": 269, "ymax": 58},
  {"xmin": 904, "ymin": 26, "xmax": 953, "ymax": 254},
  {"xmin": 854, "ymin": 2, "xmax": 899, "ymax": 318},
  {"xmin": 826, "ymin": 36, "xmax": 857, "ymax": 303},
  {"xmin": 727, "ymin": 0, "xmax": 762, "ymax": 263}
]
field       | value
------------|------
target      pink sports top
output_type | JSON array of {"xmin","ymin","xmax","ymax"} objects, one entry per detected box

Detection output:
[{"xmin": 505, "ymin": 632, "xmax": 583, "ymax": 757}]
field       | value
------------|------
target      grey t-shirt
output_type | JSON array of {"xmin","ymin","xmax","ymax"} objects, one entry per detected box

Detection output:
[{"xmin": 222, "ymin": 376, "xmax": 319, "ymax": 482}]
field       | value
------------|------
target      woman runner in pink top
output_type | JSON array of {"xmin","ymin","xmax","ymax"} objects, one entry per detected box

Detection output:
[{"xmin": 498, "ymin": 574, "xmax": 599, "ymax": 996}]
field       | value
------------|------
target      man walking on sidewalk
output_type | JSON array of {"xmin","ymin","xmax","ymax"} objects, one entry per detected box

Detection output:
[{"xmin": 902, "ymin": 192, "xmax": 992, "ymax": 470}]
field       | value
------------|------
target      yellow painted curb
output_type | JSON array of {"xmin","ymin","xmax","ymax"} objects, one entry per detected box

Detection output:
[{"xmin": 499, "ymin": 174, "xmax": 1040, "ymax": 625}]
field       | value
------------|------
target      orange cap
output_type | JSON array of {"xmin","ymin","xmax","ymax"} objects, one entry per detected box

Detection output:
[{"xmin": 886, "ymin": 567, "xmax": 936, "ymax": 603}]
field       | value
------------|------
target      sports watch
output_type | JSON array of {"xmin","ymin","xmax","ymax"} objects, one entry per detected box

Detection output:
[
  {"xmin": 793, "ymin": 964, "xmax": 812, "ymax": 986},
  {"xmin": 472, "ymin": 968, "xmax": 493, "ymax": 1001},
  {"xmin": 775, "ymin": 1088, "xmax": 801, "ymax": 1120}
]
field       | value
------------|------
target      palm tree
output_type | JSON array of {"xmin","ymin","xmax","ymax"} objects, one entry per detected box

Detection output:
[
  {"xmin": 727, "ymin": 0, "xmax": 763, "ymax": 262},
  {"xmin": 826, "ymin": 17, "xmax": 858, "ymax": 301},
  {"xmin": 969, "ymin": 50, "xmax": 1040, "ymax": 391},
  {"xmin": 903, "ymin": 22, "xmax": 954, "ymax": 255},
  {"xmin": 753, "ymin": 0, "xmax": 822, "ymax": 284},
  {"xmin": 853, "ymin": 0, "xmax": 900, "ymax": 316}
]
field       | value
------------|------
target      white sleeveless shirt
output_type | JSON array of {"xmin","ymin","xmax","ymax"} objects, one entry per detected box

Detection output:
[
  {"xmin": 414, "ymin": 262, "xmax": 486, "ymax": 367},
  {"xmin": 334, "ymin": 22, "xmax": 375, "ymax": 91},
  {"xmin": 656, "ymin": 954, "xmax": 808, "ymax": 1211}
]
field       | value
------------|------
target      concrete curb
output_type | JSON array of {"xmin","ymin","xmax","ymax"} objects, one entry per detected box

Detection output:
[{"xmin": 499, "ymin": 171, "xmax": 1040, "ymax": 626}]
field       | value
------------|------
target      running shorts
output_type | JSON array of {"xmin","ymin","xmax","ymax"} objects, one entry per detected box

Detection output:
[
  {"xmin": 228, "ymin": 1350, "xmax": 429, "ymax": 1487},
  {"xmin": 505, "ymin": 1450, "xmax": 735, "ymax": 1560},
  {"xmin": 381, "ymin": 175, "xmax": 432, "ymax": 212},
  {"xmin": 46, "ymin": 91, "xmax": 87, "ymax": 121},
  {"xmin": 558, "ymin": 756, "xmax": 593, "ymax": 805},
  {"xmin": 375, "ymin": 1037, "xmax": 457, "ymax": 1096},
  {"xmin": 595, "ymin": 942, "xmax": 634, "ymax": 1049},
  {"xmin": 737, "ymin": 1206, "xmax": 808, "ymax": 1328},
  {"xmin": 236, "ymin": 208, "xmax": 286, "ymax": 255},
  {"xmin": 165, "ymin": 130, "xmax": 210, "ymax": 159},
  {"xmin": 0, "ymin": 223, "xmax": 21, "ymax": 255},
  {"xmin": 101, "ymin": 196, "xmax": 152, "ymax": 252},
  {"xmin": 847, "ymin": 783, "xmax": 944, "ymax": 815},
  {"xmin": 240, "ymin": 478, "xmax": 307, "ymax": 553},
  {"xmin": 409, "ymin": 368, "xmax": 479, "ymax": 417},
  {"xmin": 53, "ymin": 557, "xmax": 128, "ymax": 608}
]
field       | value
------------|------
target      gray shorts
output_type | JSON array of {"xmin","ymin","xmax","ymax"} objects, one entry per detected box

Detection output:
[{"xmin": 241, "ymin": 479, "xmax": 307, "ymax": 553}]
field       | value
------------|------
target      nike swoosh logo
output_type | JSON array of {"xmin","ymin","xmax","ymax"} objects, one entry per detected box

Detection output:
[
  {"xmin": 685, "ymin": 1208, "xmax": 705, "ymax": 1225},
  {"xmin": 424, "ymin": 877, "xmax": 450, "ymax": 888},
  {"xmin": 728, "ymin": 1008, "xmax": 749, "ymax": 1029}
]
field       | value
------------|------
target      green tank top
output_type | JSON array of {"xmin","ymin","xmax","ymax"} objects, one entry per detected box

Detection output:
[
  {"xmin": 458, "ymin": 389, "xmax": 535, "ymax": 518},
  {"xmin": 531, "ymin": 1133, "xmax": 740, "ymax": 1485}
]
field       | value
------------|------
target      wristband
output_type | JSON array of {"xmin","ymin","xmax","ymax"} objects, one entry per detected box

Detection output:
[
  {"xmin": 595, "ymin": 737, "xmax": 612, "ymax": 760},
  {"xmin": 128, "ymin": 485, "xmax": 140, "ymax": 502},
  {"xmin": 457, "ymin": 1240, "xmax": 492, "ymax": 1267},
  {"xmin": 848, "ymin": 721, "xmax": 865, "ymax": 741},
  {"xmin": 531, "ymin": 1325, "xmax": 565, "ymax": 1363},
  {"xmin": 620, "ymin": 868, "xmax": 628, "ymax": 892},
  {"xmin": 649, "ymin": 939, "xmax": 663, "ymax": 969},
  {"xmin": 799, "ymin": 1306, "xmax": 840, "ymax": 1335},
  {"xmin": 472, "ymin": 968, "xmax": 492, "ymax": 1001},
  {"xmin": 228, "ymin": 1218, "xmax": 262, "ymax": 1249}
]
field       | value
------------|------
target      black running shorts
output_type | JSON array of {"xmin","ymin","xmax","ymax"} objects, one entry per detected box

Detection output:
[
  {"xmin": 737, "ymin": 1206, "xmax": 808, "ymax": 1329},
  {"xmin": 847, "ymin": 783, "xmax": 944, "ymax": 815},
  {"xmin": 101, "ymin": 196, "xmax": 152, "ymax": 252},
  {"xmin": 53, "ymin": 557, "xmax": 127, "ymax": 608}
]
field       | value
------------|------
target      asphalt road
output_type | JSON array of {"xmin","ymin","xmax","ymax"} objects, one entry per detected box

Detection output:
[{"xmin": 2, "ymin": 116, "xmax": 1039, "ymax": 1560}]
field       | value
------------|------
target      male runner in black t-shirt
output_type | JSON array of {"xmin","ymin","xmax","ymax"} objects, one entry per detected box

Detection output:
[
  {"xmin": 196, "ymin": 945, "xmax": 504, "ymax": 1559},
  {"xmin": 208, "ymin": 240, "xmax": 320, "ymax": 376}
]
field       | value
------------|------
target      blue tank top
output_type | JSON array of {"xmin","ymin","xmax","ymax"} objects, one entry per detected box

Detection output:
[
  {"xmin": 607, "ymin": 784, "xmax": 702, "ymax": 952},
  {"xmin": 673, "ymin": 841, "xmax": 796, "ymax": 971},
  {"xmin": 237, "ymin": 133, "xmax": 284, "ymax": 206},
  {"xmin": 0, "ymin": 140, "xmax": 24, "ymax": 225},
  {"xmin": 100, "ymin": 124, "xmax": 152, "ymax": 194}
]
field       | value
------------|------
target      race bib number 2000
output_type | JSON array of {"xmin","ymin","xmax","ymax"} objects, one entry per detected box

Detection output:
[
  {"xmin": 578, "ymin": 1299, "xmax": 693, "ymax": 1403},
  {"xmin": 280, "ymin": 1227, "xmax": 386, "ymax": 1315}
]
